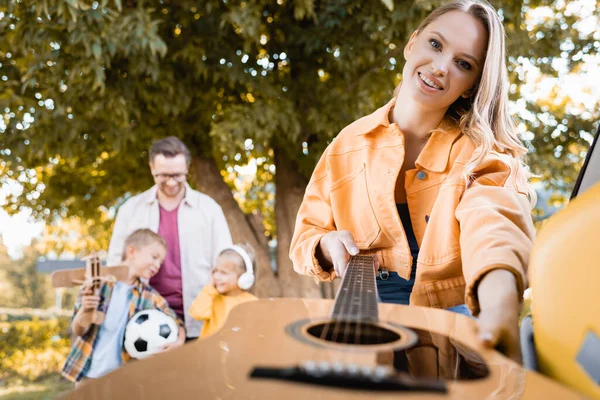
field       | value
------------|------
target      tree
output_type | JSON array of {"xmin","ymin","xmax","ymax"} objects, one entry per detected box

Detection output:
[
  {"xmin": 0, "ymin": 243, "xmax": 53, "ymax": 308},
  {"xmin": 0, "ymin": 239, "xmax": 15, "ymax": 306},
  {"xmin": 36, "ymin": 213, "xmax": 112, "ymax": 258},
  {"xmin": 0, "ymin": 0, "xmax": 598, "ymax": 296}
]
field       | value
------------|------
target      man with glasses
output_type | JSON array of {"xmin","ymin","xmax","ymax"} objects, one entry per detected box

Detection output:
[{"xmin": 107, "ymin": 136, "xmax": 232, "ymax": 340}]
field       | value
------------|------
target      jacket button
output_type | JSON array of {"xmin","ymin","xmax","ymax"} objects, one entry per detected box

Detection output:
[{"xmin": 416, "ymin": 171, "xmax": 427, "ymax": 180}]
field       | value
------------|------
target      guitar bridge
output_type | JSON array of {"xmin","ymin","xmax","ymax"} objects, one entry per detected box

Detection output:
[{"xmin": 250, "ymin": 361, "xmax": 446, "ymax": 392}]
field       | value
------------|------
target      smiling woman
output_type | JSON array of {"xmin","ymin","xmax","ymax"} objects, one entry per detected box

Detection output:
[
  {"xmin": 290, "ymin": 0, "xmax": 535, "ymax": 362},
  {"xmin": 401, "ymin": 11, "xmax": 487, "ymax": 111}
]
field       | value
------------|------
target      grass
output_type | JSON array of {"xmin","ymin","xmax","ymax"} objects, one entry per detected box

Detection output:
[{"xmin": 0, "ymin": 376, "xmax": 72, "ymax": 400}]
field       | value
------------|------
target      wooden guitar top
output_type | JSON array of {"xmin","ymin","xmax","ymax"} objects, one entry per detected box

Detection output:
[{"xmin": 62, "ymin": 299, "xmax": 588, "ymax": 399}]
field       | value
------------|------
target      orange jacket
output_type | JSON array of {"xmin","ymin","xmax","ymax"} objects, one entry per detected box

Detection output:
[{"xmin": 290, "ymin": 98, "xmax": 535, "ymax": 315}]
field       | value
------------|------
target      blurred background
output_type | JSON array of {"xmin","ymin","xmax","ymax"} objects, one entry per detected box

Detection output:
[{"xmin": 0, "ymin": 0, "xmax": 598, "ymax": 397}]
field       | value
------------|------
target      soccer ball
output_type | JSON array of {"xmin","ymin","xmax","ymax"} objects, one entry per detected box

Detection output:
[{"xmin": 124, "ymin": 309, "xmax": 179, "ymax": 359}]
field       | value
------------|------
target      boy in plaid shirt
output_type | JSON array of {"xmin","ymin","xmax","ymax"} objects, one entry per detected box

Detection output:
[{"xmin": 62, "ymin": 229, "xmax": 185, "ymax": 383}]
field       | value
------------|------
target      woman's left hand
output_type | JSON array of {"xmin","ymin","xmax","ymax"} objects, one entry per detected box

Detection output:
[{"xmin": 475, "ymin": 269, "xmax": 522, "ymax": 363}]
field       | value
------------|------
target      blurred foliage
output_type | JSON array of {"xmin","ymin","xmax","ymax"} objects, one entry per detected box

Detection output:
[
  {"xmin": 0, "ymin": 243, "xmax": 53, "ymax": 309},
  {"xmin": 0, "ymin": 317, "xmax": 71, "ymax": 384},
  {"xmin": 36, "ymin": 213, "xmax": 112, "ymax": 257},
  {"xmin": 0, "ymin": 0, "xmax": 597, "ymax": 248},
  {"xmin": 0, "ymin": 241, "xmax": 13, "ymax": 306},
  {"xmin": 222, "ymin": 155, "xmax": 276, "ymax": 237},
  {"xmin": 0, "ymin": 375, "xmax": 72, "ymax": 400},
  {"xmin": 0, "ymin": 307, "xmax": 71, "ymax": 322}
]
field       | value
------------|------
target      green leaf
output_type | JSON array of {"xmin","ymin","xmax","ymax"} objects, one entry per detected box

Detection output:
[
  {"xmin": 0, "ymin": 0, "xmax": 598, "ymax": 251},
  {"xmin": 380, "ymin": 0, "xmax": 394, "ymax": 10},
  {"xmin": 91, "ymin": 43, "xmax": 102, "ymax": 61}
]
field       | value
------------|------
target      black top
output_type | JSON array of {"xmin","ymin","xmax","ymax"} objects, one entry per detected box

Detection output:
[
  {"xmin": 375, "ymin": 204, "xmax": 419, "ymax": 304},
  {"xmin": 396, "ymin": 203, "xmax": 419, "ymax": 268}
]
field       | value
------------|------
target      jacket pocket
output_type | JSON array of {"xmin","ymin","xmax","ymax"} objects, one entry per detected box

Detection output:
[{"xmin": 330, "ymin": 164, "xmax": 381, "ymax": 247}]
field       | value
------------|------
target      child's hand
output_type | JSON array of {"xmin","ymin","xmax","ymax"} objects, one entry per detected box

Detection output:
[
  {"xmin": 160, "ymin": 340, "xmax": 184, "ymax": 352},
  {"xmin": 159, "ymin": 326, "xmax": 186, "ymax": 352},
  {"xmin": 160, "ymin": 337, "xmax": 185, "ymax": 352},
  {"xmin": 80, "ymin": 286, "xmax": 100, "ymax": 312}
]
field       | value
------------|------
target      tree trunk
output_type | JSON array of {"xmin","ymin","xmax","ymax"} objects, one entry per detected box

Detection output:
[
  {"xmin": 190, "ymin": 154, "xmax": 281, "ymax": 298},
  {"xmin": 274, "ymin": 145, "xmax": 323, "ymax": 298}
]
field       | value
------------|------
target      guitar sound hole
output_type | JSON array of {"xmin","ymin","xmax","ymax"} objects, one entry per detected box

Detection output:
[{"xmin": 306, "ymin": 322, "xmax": 400, "ymax": 345}]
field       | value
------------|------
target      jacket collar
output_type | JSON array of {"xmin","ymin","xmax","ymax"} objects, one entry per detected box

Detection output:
[
  {"xmin": 355, "ymin": 97, "xmax": 463, "ymax": 173},
  {"xmin": 353, "ymin": 97, "xmax": 397, "ymax": 137},
  {"xmin": 143, "ymin": 183, "xmax": 196, "ymax": 208},
  {"xmin": 415, "ymin": 124, "xmax": 463, "ymax": 173}
]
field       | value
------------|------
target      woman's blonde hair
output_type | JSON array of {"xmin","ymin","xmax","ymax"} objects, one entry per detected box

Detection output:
[{"xmin": 399, "ymin": 0, "xmax": 531, "ymax": 190}]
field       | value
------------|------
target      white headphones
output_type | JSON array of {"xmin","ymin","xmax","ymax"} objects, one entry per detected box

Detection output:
[{"xmin": 222, "ymin": 245, "xmax": 255, "ymax": 290}]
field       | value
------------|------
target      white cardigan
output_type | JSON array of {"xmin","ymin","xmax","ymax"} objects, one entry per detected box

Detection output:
[{"xmin": 107, "ymin": 184, "xmax": 232, "ymax": 338}]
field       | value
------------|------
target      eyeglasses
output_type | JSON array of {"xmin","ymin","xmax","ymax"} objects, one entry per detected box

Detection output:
[{"xmin": 152, "ymin": 173, "xmax": 188, "ymax": 182}]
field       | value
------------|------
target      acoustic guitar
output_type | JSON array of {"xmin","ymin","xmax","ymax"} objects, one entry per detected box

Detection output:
[{"xmin": 63, "ymin": 255, "xmax": 586, "ymax": 399}]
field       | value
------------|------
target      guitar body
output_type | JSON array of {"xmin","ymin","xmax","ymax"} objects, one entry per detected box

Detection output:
[{"xmin": 65, "ymin": 299, "xmax": 586, "ymax": 399}]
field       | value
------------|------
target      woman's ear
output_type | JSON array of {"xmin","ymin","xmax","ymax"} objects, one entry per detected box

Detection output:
[{"xmin": 403, "ymin": 31, "xmax": 419, "ymax": 60}]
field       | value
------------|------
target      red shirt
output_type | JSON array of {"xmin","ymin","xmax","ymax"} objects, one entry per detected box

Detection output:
[{"xmin": 150, "ymin": 205, "xmax": 183, "ymax": 319}]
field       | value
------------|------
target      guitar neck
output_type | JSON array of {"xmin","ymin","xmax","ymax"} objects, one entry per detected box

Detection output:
[{"xmin": 330, "ymin": 255, "xmax": 378, "ymax": 323}]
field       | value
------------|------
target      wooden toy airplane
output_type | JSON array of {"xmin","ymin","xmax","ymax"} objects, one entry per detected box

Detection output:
[
  {"xmin": 51, "ymin": 252, "xmax": 129, "ymax": 289},
  {"xmin": 51, "ymin": 252, "xmax": 128, "ymax": 324}
]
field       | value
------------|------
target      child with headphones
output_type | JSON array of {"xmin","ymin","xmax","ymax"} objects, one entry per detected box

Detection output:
[{"xmin": 189, "ymin": 243, "xmax": 258, "ymax": 338}]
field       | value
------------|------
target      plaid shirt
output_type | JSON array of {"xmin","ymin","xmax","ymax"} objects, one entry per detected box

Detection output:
[{"xmin": 61, "ymin": 278, "xmax": 183, "ymax": 382}]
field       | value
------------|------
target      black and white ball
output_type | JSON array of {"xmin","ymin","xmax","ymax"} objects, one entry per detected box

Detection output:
[{"xmin": 124, "ymin": 310, "xmax": 179, "ymax": 359}]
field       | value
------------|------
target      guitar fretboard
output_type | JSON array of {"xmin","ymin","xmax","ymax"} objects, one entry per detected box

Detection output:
[{"xmin": 331, "ymin": 255, "xmax": 378, "ymax": 322}]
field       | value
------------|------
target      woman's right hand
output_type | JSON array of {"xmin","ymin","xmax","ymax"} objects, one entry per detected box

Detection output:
[{"xmin": 317, "ymin": 230, "xmax": 360, "ymax": 278}]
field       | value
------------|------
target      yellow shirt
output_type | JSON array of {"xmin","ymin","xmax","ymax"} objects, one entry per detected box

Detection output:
[{"xmin": 189, "ymin": 285, "xmax": 258, "ymax": 338}]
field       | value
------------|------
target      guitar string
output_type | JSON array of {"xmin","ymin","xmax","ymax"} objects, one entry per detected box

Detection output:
[
  {"xmin": 341, "ymin": 256, "xmax": 358, "ymax": 344},
  {"xmin": 331, "ymin": 255, "xmax": 361, "ymax": 344},
  {"xmin": 341, "ymin": 255, "xmax": 377, "ymax": 345},
  {"xmin": 347, "ymin": 255, "xmax": 376, "ymax": 345},
  {"xmin": 319, "ymin": 255, "xmax": 379, "ymax": 347},
  {"xmin": 369, "ymin": 255, "xmax": 380, "ymax": 345},
  {"xmin": 343, "ymin": 255, "xmax": 366, "ymax": 344},
  {"xmin": 336, "ymin": 255, "xmax": 357, "ymax": 369},
  {"xmin": 329, "ymin": 256, "xmax": 352, "ymax": 343},
  {"xmin": 367, "ymin": 255, "xmax": 379, "ymax": 346},
  {"xmin": 357, "ymin": 256, "xmax": 372, "ymax": 345},
  {"xmin": 318, "ymin": 255, "xmax": 351, "ymax": 342},
  {"xmin": 313, "ymin": 255, "xmax": 383, "ymax": 371},
  {"xmin": 355, "ymin": 256, "xmax": 366, "ymax": 345},
  {"xmin": 370, "ymin": 255, "xmax": 381, "ymax": 345},
  {"xmin": 353, "ymin": 256, "xmax": 362, "ymax": 345},
  {"xmin": 365, "ymin": 256, "xmax": 373, "ymax": 345}
]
